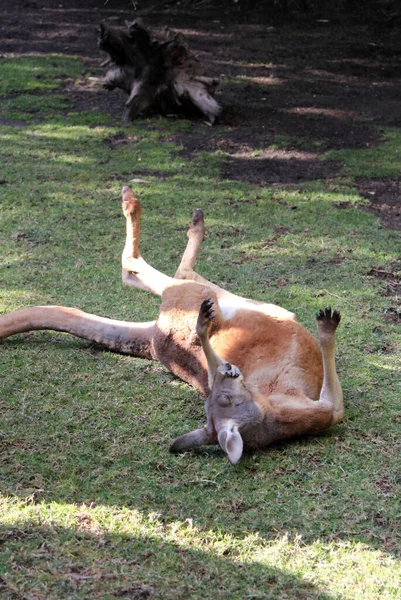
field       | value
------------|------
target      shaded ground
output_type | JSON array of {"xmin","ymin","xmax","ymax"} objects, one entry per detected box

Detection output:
[{"xmin": 0, "ymin": 0, "xmax": 400, "ymax": 217}]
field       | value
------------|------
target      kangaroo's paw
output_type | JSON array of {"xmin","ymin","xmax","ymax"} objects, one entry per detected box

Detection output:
[
  {"xmin": 217, "ymin": 362, "xmax": 241, "ymax": 378},
  {"xmin": 316, "ymin": 306, "xmax": 341, "ymax": 334},
  {"xmin": 196, "ymin": 298, "xmax": 215, "ymax": 337},
  {"xmin": 121, "ymin": 186, "xmax": 142, "ymax": 219}
]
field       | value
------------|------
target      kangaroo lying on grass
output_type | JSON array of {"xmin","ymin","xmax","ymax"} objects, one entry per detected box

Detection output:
[{"xmin": 0, "ymin": 187, "xmax": 343, "ymax": 464}]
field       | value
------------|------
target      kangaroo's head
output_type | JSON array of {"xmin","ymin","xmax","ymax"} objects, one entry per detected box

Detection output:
[{"xmin": 170, "ymin": 362, "xmax": 262, "ymax": 464}]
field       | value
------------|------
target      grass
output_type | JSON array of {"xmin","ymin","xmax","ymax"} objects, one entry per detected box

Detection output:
[
  {"xmin": 0, "ymin": 53, "xmax": 400, "ymax": 599},
  {"xmin": 326, "ymin": 128, "xmax": 401, "ymax": 178}
]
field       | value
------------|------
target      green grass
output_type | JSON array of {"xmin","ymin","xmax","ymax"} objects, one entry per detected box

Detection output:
[
  {"xmin": 0, "ymin": 93, "xmax": 73, "ymax": 121},
  {"xmin": 0, "ymin": 53, "xmax": 400, "ymax": 599},
  {"xmin": 326, "ymin": 128, "xmax": 401, "ymax": 178},
  {"xmin": 0, "ymin": 55, "xmax": 83, "ymax": 94}
]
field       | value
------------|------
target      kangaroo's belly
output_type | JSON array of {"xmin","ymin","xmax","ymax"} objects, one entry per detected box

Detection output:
[{"xmin": 151, "ymin": 280, "xmax": 320, "ymax": 397}]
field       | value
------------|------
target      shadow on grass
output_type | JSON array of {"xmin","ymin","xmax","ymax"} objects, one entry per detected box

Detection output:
[{"xmin": 0, "ymin": 520, "xmax": 343, "ymax": 599}]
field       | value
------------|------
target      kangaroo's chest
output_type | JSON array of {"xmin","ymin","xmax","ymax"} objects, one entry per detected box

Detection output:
[{"xmin": 151, "ymin": 280, "xmax": 305, "ymax": 395}]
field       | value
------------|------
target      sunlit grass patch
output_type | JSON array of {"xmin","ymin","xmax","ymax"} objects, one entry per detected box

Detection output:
[
  {"xmin": 0, "ymin": 93, "xmax": 73, "ymax": 121},
  {"xmin": 0, "ymin": 497, "xmax": 399, "ymax": 599},
  {"xmin": 0, "ymin": 54, "xmax": 83, "ymax": 95},
  {"xmin": 326, "ymin": 128, "xmax": 401, "ymax": 178}
]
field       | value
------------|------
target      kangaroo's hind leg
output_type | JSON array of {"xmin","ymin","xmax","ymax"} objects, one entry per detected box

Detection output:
[
  {"xmin": 174, "ymin": 209, "xmax": 236, "ymax": 301},
  {"xmin": 175, "ymin": 208, "xmax": 206, "ymax": 281},
  {"xmin": 121, "ymin": 186, "xmax": 174, "ymax": 296}
]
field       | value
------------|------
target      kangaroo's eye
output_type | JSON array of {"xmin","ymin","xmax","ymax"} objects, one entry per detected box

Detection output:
[{"xmin": 217, "ymin": 395, "xmax": 231, "ymax": 407}]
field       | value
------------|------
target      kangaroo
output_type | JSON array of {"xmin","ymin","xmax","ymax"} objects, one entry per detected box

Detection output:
[{"xmin": 0, "ymin": 187, "xmax": 343, "ymax": 464}]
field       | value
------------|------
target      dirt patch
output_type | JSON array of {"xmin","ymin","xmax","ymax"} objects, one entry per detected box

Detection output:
[
  {"xmin": 115, "ymin": 587, "xmax": 151, "ymax": 599},
  {"xmin": 383, "ymin": 307, "xmax": 401, "ymax": 324},
  {"xmin": 0, "ymin": 0, "xmax": 401, "ymax": 221},
  {"xmin": 221, "ymin": 152, "xmax": 342, "ymax": 185},
  {"xmin": 369, "ymin": 265, "xmax": 401, "ymax": 297},
  {"xmin": 358, "ymin": 179, "xmax": 401, "ymax": 230},
  {"xmin": 369, "ymin": 264, "xmax": 401, "ymax": 320}
]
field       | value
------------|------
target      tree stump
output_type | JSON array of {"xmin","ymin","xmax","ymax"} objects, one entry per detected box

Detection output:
[{"xmin": 98, "ymin": 20, "xmax": 222, "ymax": 124}]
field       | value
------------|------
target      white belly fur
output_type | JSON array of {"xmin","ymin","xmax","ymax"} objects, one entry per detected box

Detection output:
[{"xmin": 218, "ymin": 296, "xmax": 295, "ymax": 322}]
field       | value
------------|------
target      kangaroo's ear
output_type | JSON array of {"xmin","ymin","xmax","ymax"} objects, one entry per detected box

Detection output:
[
  {"xmin": 218, "ymin": 424, "xmax": 243, "ymax": 465},
  {"xmin": 170, "ymin": 427, "xmax": 215, "ymax": 453}
]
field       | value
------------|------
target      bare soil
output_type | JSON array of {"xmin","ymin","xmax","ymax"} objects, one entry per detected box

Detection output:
[{"xmin": 1, "ymin": 0, "xmax": 400, "ymax": 228}]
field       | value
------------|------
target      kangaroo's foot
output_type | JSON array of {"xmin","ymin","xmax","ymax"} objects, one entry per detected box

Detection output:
[
  {"xmin": 122, "ymin": 185, "xmax": 142, "ymax": 222},
  {"xmin": 122, "ymin": 186, "xmax": 142, "ymax": 260},
  {"xmin": 188, "ymin": 208, "xmax": 205, "ymax": 240}
]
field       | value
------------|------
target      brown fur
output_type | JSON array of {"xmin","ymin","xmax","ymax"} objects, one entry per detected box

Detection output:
[{"xmin": 0, "ymin": 187, "xmax": 343, "ymax": 463}]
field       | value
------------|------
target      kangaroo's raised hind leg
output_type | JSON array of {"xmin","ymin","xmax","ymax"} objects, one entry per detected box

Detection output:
[
  {"xmin": 175, "ymin": 208, "xmax": 205, "ymax": 281},
  {"xmin": 121, "ymin": 186, "xmax": 173, "ymax": 296},
  {"xmin": 174, "ymin": 209, "xmax": 237, "ymax": 301}
]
